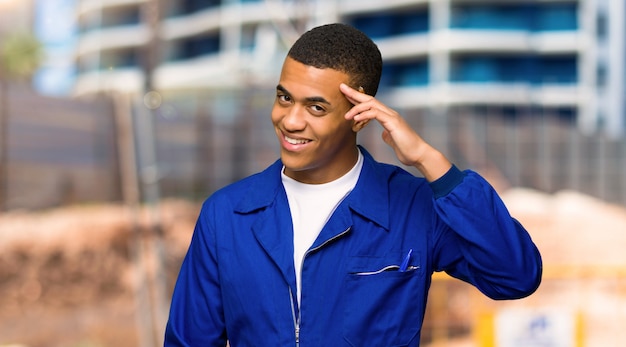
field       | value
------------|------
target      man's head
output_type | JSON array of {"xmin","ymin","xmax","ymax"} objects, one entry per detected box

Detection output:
[
  {"xmin": 287, "ymin": 23, "xmax": 382, "ymax": 96},
  {"xmin": 272, "ymin": 23, "xmax": 381, "ymax": 184}
]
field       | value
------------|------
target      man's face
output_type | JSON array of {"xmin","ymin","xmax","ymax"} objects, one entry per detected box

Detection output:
[{"xmin": 271, "ymin": 57, "xmax": 358, "ymax": 184}]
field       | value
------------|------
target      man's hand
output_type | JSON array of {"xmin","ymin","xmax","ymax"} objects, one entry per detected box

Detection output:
[{"xmin": 340, "ymin": 83, "xmax": 452, "ymax": 182}]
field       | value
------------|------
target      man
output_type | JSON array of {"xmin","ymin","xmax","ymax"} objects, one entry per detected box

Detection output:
[{"xmin": 165, "ymin": 23, "xmax": 542, "ymax": 346}]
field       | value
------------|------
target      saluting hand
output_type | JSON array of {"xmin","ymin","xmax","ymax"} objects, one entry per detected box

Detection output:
[{"xmin": 340, "ymin": 83, "xmax": 452, "ymax": 182}]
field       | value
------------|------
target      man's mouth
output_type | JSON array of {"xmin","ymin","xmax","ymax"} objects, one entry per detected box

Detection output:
[{"xmin": 284, "ymin": 135, "xmax": 310, "ymax": 145}]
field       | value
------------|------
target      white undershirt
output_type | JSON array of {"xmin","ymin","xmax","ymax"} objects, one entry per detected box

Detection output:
[{"xmin": 282, "ymin": 150, "xmax": 363, "ymax": 303}]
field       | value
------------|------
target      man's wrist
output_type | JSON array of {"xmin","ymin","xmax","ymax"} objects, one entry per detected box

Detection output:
[
  {"xmin": 428, "ymin": 165, "xmax": 465, "ymax": 199},
  {"xmin": 414, "ymin": 148, "xmax": 452, "ymax": 182}
]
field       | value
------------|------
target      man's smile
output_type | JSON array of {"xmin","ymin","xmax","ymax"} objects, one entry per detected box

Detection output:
[{"xmin": 284, "ymin": 134, "xmax": 311, "ymax": 145}]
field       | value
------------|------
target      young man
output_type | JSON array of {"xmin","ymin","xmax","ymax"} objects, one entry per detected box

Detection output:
[{"xmin": 165, "ymin": 23, "xmax": 542, "ymax": 346}]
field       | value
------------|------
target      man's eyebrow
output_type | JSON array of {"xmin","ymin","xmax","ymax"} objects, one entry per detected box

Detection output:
[
  {"xmin": 276, "ymin": 84, "xmax": 331, "ymax": 105},
  {"xmin": 276, "ymin": 84, "xmax": 289, "ymax": 95}
]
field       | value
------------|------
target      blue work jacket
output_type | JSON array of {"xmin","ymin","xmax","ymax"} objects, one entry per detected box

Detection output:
[{"xmin": 165, "ymin": 147, "xmax": 542, "ymax": 347}]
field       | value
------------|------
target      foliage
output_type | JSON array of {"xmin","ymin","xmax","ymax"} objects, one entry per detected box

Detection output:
[{"xmin": 0, "ymin": 32, "xmax": 44, "ymax": 81}]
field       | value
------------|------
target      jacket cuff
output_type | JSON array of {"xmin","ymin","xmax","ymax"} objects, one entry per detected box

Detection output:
[{"xmin": 429, "ymin": 165, "xmax": 465, "ymax": 199}]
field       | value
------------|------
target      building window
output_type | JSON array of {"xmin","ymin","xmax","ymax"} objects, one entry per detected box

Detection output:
[
  {"xmin": 381, "ymin": 59, "xmax": 429, "ymax": 88},
  {"xmin": 451, "ymin": 4, "xmax": 531, "ymax": 31},
  {"xmin": 99, "ymin": 49, "xmax": 140, "ymax": 70},
  {"xmin": 450, "ymin": 54, "xmax": 577, "ymax": 84},
  {"xmin": 347, "ymin": 10, "xmax": 429, "ymax": 39},
  {"xmin": 240, "ymin": 24, "xmax": 257, "ymax": 51},
  {"xmin": 537, "ymin": 55, "xmax": 577, "ymax": 84},
  {"xmin": 78, "ymin": 6, "xmax": 141, "ymax": 32},
  {"xmin": 596, "ymin": 12, "xmax": 607, "ymax": 40},
  {"xmin": 596, "ymin": 63, "xmax": 607, "ymax": 89},
  {"xmin": 101, "ymin": 6, "xmax": 141, "ymax": 28},
  {"xmin": 451, "ymin": 55, "xmax": 528, "ymax": 83},
  {"xmin": 450, "ymin": 2, "xmax": 577, "ymax": 31},
  {"xmin": 533, "ymin": 2, "xmax": 578, "ymax": 31},
  {"xmin": 167, "ymin": 0, "xmax": 222, "ymax": 16},
  {"xmin": 170, "ymin": 34, "xmax": 221, "ymax": 60}
]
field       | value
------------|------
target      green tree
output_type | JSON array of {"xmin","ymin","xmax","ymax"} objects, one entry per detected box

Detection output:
[
  {"xmin": 0, "ymin": 32, "xmax": 44, "ymax": 210},
  {"xmin": 0, "ymin": 32, "xmax": 44, "ymax": 81}
]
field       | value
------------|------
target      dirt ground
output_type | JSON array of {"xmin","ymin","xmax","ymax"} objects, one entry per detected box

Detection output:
[
  {"xmin": 2, "ymin": 189, "xmax": 626, "ymax": 347},
  {"xmin": 0, "ymin": 199, "xmax": 199, "ymax": 347}
]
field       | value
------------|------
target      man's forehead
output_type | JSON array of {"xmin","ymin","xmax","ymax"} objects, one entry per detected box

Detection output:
[{"xmin": 278, "ymin": 60, "xmax": 348, "ymax": 96}]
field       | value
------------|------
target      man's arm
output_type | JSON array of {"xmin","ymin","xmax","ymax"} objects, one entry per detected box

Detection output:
[
  {"xmin": 341, "ymin": 83, "xmax": 451, "ymax": 181},
  {"xmin": 342, "ymin": 83, "xmax": 542, "ymax": 298},
  {"xmin": 165, "ymin": 202, "xmax": 228, "ymax": 346},
  {"xmin": 429, "ymin": 167, "xmax": 542, "ymax": 299}
]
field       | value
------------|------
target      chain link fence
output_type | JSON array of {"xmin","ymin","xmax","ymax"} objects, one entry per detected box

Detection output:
[{"xmin": 3, "ymin": 87, "xmax": 626, "ymax": 210}]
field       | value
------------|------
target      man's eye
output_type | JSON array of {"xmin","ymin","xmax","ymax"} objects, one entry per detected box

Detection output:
[
  {"xmin": 277, "ymin": 94, "xmax": 291, "ymax": 103},
  {"xmin": 310, "ymin": 105, "xmax": 326, "ymax": 113}
]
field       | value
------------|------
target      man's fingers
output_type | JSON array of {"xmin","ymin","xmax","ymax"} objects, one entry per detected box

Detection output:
[
  {"xmin": 340, "ymin": 83, "xmax": 370, "ymax": 104},
  {"xmin": 341, "ymin": 85, "xmax": 377, "ymax": 122}
]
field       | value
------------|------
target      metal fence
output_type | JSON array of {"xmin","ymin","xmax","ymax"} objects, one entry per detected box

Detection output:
[
  {"xmin": 149, "ymin": 90, "xmax": 626, "ymax": 207},
  {"xmin": 3, "ymin": 86, "xmax": 626, "ymax": 211},
  {"xmin": 2, "ymin": 85, "xmax": 120, "ymax": 210}
]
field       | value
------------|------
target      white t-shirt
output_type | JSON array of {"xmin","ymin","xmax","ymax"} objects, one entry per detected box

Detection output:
[{"xmin": 282, "ymin": 150, "xmax": 364, "ymax": 303}]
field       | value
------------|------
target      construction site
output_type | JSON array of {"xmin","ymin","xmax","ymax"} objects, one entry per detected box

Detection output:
[
  {"xmin": 1, "ymin": 85, "xmax": 626, "ymax": 346},
  {"xmin": 2, "ymin": 0, "xmax": 626, "ymax": 346}
]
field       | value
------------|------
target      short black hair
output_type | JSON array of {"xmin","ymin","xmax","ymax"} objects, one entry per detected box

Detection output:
[{"xmin": 287, "ymin": 23, "xmax": 383, "ymax": 96}]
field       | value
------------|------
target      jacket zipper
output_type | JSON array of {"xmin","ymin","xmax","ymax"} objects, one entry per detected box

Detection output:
[
  {"xmin": 292, "ymin": 227, "xmax": 351, "ymax": 346},
  {"xmin": 289, "ymin": 288, "xmax": 299, "ymax": 346}
]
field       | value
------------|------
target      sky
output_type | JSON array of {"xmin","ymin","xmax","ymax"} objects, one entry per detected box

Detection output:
[{"xmin": 33, "ymin": 0, "xmax": 76, "ymax": 96}]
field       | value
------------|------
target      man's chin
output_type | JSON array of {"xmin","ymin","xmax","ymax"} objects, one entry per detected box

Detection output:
[{"xmin": 280, "ymin": 157, "xmax": 309, "ymax": 175}]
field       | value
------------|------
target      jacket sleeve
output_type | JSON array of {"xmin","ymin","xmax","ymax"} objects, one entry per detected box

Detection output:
[
  {"xmin": 429, "ymin": 165, "xmax": 542, "ymax": 300},
  {"xmin": 164, "ymin": 200, "xmax": 228, "ymax": 346}
]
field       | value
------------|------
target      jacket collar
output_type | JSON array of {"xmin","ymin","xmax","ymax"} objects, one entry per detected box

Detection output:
[
  {"xmin": 234, "ymin": 159, "xmax": 284, "ymax": 214},
  {"xmin": 344, "ymin": 146, "xmax": 390, "ymax": 231},
  {"xmin": 234, "ymin": 146, "xmax": 390, "ymax": 231}
]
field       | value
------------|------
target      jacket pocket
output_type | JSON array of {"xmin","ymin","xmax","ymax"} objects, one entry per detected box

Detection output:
[{"xmin": 343, "ymin": 254, "xmax": 424, "ymax": 347}]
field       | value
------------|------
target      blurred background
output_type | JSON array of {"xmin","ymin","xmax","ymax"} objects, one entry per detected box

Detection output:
[{"xmin": 0, "ymin": 0, "xmax": 625, "ymax": 346}]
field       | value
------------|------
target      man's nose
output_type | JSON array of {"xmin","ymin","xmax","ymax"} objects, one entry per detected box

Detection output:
[{"xmin": 282, "ymin": 105, "xmax": 306, "ymax": 131}]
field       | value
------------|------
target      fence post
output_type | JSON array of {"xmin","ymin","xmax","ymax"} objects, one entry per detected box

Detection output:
[
  {"xmin": 0, "ymin": 79, "xmax": 8, "ymax": 211},
  {"xmin": 113, "ymin": 92, "xmax": 156, "ymax": 347}
]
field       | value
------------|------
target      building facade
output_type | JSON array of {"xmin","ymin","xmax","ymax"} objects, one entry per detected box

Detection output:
[{"xmin": 73, "ymin": 0, "xmax": 625, "ymax": 136}]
